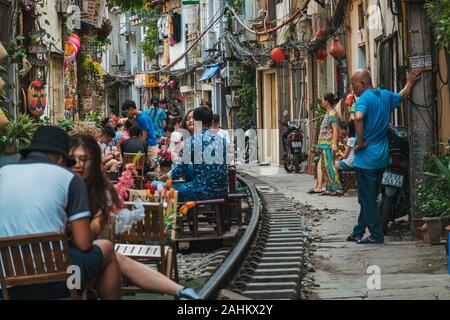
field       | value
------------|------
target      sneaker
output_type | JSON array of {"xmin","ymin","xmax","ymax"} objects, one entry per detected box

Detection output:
[{"xmin": 176, "ymin": 287, "xmax": 201, "ymax": 300}]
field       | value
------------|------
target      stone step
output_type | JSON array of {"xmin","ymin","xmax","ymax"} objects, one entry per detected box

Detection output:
[
  {"xmin": 254, "ymin": 268, "xmax": 301, "ymax": 276},
  {"xmin": 264, "ymin": 247, "xmax": 304, "ymax": 252},
  {"xmin": 260, "ymin": 256, "xmax": 302, "ymax": 263},
  {"xmin": 265, "ymin": 242, "xmax": 305, "ymax": 248},
  {"xmin": 246, "ymin": 282, "xmax": 298, "ymax": 291},
  {"xmin": 252, "ymin": 274, "xmax": 300, "ymax": 282},
  {"xmin": 258, "ymin": 261, "xmax": 302, "ymax": 268},
  {"xmin": 241, "ymin": 289, "xmax": 298, "ymax": 300},
  {"xmin": 263, "ymin": 251, "xmax": 303, "ymax": 256},
  {"xmin": 266, "ymin": 237, "xmax": 305, "ymax": 243}
]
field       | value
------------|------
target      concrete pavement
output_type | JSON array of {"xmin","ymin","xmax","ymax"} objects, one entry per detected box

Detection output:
[{"xmin": 239, "ymin": 164, "xmax": 450, "ymax": 300}]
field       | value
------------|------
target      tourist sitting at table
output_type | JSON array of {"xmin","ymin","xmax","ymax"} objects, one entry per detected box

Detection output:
[
  {"xmin": 68, "ymin": 133, "xmax": 200, "ymax": 300},
  {"xmin": 165, "ymin": 106, "xmax": 228, "ymax": 202}
]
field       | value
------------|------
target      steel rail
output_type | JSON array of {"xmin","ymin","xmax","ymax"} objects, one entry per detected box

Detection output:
[{"xmin": 198, "ymin": 173, "xmax": 261, "ymax": 299}]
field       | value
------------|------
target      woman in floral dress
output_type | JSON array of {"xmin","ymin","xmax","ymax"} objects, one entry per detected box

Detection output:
[{"xmin": 316, "ymin": 92, "xmax": 343, "ymax": 195}]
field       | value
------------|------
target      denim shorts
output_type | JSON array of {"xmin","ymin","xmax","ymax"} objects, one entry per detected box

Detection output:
[
  {"xmin": 5, "ymin": 244, "xmax": 103, "ymax": 300},
  {"xmin": 337, "ymin": 160, "xmax": 353, "ymax": 171}
]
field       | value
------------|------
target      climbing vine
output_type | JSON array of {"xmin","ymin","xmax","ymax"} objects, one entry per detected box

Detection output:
[
  {"xmin": 424, "ymin": 0, "xmax": 450, "ymax": 51},
  {"xmin": 141, "ymin": 7, "xmax": 162, "ymax": 61},
  {"xmin": 236, "ymin": 64, "xmax": 256, "ymax": 131}
]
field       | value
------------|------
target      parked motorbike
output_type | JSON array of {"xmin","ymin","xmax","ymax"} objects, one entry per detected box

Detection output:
[
  {"xmin": 378, "ymin": 125, "xmax": 410, "ymax": 232},
  {"xmin": 280, "ymin": 120, "xmax": 307, "ymax": 173}
]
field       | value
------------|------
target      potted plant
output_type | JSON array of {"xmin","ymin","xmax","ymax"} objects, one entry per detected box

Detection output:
[
  {"xmin": 0, "ymin": 113, "xmax": 39, "ymax": 168},
  {"xmin": 416, "ymin": 150, "xmax": 450, "ymax": 244}
]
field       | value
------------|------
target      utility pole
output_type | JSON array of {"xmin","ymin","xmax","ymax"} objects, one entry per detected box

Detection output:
[{"xmin": 406, "ymin": 1, "xmax": 436, "ymax": 231}]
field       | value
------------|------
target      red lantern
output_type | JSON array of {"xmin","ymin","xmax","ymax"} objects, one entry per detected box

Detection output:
[
  {"xmin": 271, "ymin": 47, "xmax": 285, "ymax": 63},
  {"xmin": 329, "ymin": 38, "xmax": 345, "ymax": 60}
]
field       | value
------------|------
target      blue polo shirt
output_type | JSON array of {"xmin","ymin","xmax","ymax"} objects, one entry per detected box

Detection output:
[
  {"xmin": 146, "ymin": 107, "xmax": 167, "ymax": 138},
  {"xmin": 0, "ymin": 152, "xmax": 91, "ymax": 237},
  {"xmin": 353, "ymin": 88, "xmax": 402, "ymax": 170},
  {"xmin": 136, "ymin": 111, "xmax": 158, "ymax": 147}
]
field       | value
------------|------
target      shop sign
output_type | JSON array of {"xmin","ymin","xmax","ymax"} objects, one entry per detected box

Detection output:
[
  {"xmin": 82, "ymin": 0, "xmax": 105, "ymax": 28},
  {"xmin": 135, "ymin": 73, "xmax": 146, "ymax": 88}
]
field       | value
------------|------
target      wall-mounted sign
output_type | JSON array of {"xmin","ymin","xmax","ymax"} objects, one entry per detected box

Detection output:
[
  {"xmin": 135, "ymin": 73, "xmax": 159, "ymax": 88},
  {"xmin": 82, "ymin": 0, "xmax": 105, "ymax": 28},
  {"xmin": 409, "ymin": 55, "xmax": 432, "ymax": 70},
  {"xmin": 182, "ymin": 0, "xmax": 199, "ymax": 4}
]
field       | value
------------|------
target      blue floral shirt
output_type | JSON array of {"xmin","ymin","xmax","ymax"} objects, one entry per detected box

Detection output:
[{"xmin": 170, "ymin": 128, "xmax": 228, "ymax": 201}]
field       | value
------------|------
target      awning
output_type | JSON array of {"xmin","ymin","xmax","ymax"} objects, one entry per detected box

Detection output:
[{"xmin": 198, "ymin": 64, "xmax": 221, "ymax": 82}]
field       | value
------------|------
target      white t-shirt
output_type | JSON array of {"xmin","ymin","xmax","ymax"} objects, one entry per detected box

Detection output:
[{"xmin": 343, "ymin": 137, "xmax": 356, "ymax": 167}]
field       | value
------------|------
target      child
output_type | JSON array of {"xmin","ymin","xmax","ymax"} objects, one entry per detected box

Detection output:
[{"xmin": 335, "ymin": 121, "xmax": 355, "ymax": 171}]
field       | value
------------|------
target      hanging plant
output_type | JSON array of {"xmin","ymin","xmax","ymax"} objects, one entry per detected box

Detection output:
[{"xmin": 424, "ymin": 0, "xmax": 450, "ymax": 51}]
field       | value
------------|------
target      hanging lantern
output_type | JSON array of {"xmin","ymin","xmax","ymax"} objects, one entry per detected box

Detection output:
[
  {"xmin": 68, "ymin": 36, "xmax": 81, "ymax": 50},
  {"xmin": 169, "ymin": 80, "xmax": 176, "ymax": 89},
  {"xmin": 329, "ymin": 38, "xmax": 345, "ymax": 60},
  {"xmin": 271, "ymin": 47, "xmax": 285, "ymax": 63},
  {"xmin": 316, "ymin": 48, "xmax": 328, "ymax": 64},
  {"xmin": 27, "ymin": 80, "xmax": 46, "ymax": 117},
  {"xmin": 178, "ymin": 95, "xmax": 185, "ymax": 101},
  {"xmin": 159, "ymin": 82, "xmax": 164, "ymax": 90}
]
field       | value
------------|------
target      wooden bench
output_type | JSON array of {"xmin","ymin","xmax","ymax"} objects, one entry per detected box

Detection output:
[
  {"xmin": 112, "ymin": 191, "xmax": 179, "ymax": 285},
  {"xmin": 0, "ymin": 232, "xmax": 82, "ymax": 300}
]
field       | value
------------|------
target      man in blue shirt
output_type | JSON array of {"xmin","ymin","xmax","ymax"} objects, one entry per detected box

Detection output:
[
  {"xmin": 122, "ymin": 99, "xmax": 159, "ymax": 169},
  {"xmin": 347, "ymin": 68, "xmax": 422, "ymax": 244}
]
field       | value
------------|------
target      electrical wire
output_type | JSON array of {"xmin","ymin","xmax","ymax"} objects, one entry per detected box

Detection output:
[{"xmin": 224, "ymin": 0, "xmax": 310, "ymax": 36}]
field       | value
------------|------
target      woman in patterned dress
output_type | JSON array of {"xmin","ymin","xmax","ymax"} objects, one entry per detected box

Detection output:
[{"xmin": 316, "ymin": 93, "xmax": 343, "ymax": 195}]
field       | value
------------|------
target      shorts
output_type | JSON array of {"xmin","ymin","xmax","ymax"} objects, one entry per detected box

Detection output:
[
  {"xmin": 337, "ymin": 160, "xmax": 353, "ymax": 171},
  {"xmin": 5, "ymin": 245, "xmax": 103, "ymax": 300}
]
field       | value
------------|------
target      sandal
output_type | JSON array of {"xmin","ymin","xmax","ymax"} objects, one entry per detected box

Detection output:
[
  {"xmin": 346, "ymin": 235, "xmax": 363, "ymax": 242},
  {"xmin": 357, "ymin": 236, "xmax": 384, "ymax": 244},
  {"xmin": 330, "ymin": 191, "xmax": 344, "ymax": 197},
  {"xmin": 319, "ymin": 191, "xmax": 332, "ymax": 196},
  {"xmin": 307, "ymin": 188, "xmax": 323, "ymax": 194}
]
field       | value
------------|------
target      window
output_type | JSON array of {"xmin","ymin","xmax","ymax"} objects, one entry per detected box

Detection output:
[
  {"xmin": 358, "ymin": 3, "xmax": 365, "ymax": 30},
  {"xmin": 358, "ymin": 45, "xmax": 367, "ymax": 69}
]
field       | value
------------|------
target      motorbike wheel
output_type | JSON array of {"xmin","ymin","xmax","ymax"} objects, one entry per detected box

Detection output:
[
  {"xmin": 283, "ymin": 154, "xmax": 295, "ymax": 173},
  {"xmin": 293, "ymin": 154, "xmax": 300, "ymax": 173},
  {"xmin": 380, "ymin": 195, "xmax": 393, "ymax": 232}
]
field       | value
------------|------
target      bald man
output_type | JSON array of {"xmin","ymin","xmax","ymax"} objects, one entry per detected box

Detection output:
[{"xmin": 347, "ymin": 68, "xmax": 422, "ymax": 244}]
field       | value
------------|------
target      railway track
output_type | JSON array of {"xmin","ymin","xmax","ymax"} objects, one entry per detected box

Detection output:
[{"xmin": 198, "ymin": 171, "xmax": 310, "ymax": 300}]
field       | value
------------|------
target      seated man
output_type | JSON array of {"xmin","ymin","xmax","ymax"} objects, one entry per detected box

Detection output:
[
  {"xmin": 167, "ymin": 106, "xmax": 228, "ymax": 202},
  {"xmin": 120, "ymin": 125, "xmax": 147, "ymax": 159},
  {"xmin": 0, "ymin": 126, "xmax": 121, "ymax": 299}
]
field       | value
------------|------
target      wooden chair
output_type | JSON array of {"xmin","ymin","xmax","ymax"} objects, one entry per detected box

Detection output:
[
  {"xmin": 113, "ymin": 199, "xmax": 177, "ymax": 282},
  {"xmin": 177, "ymin": 198, "xmax": 227, "ymax": 238},
  {"xmin": 0, "ymin": 232, "xmax": 80, "ymax": 300},
  {"xmin": 123, "ymin": 153, "xmax": 145, "ymax": 189}
]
